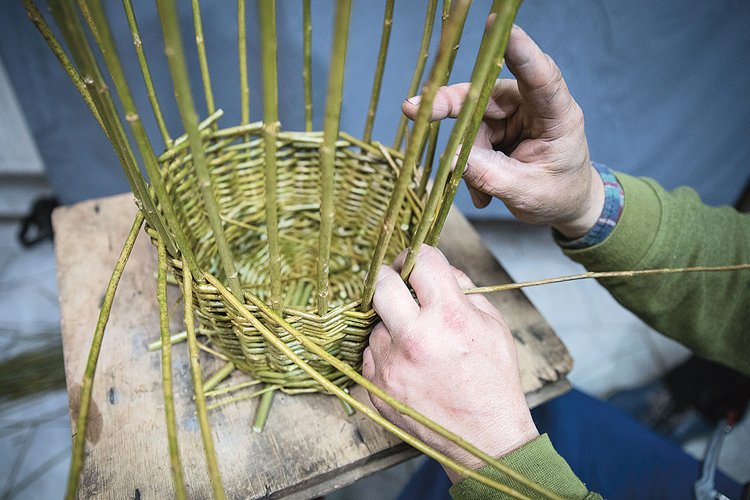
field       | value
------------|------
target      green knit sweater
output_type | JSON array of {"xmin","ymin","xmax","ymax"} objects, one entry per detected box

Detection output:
[{"xmin": 451, "ymin": 172, "xmax": 750, "ymax": 499}]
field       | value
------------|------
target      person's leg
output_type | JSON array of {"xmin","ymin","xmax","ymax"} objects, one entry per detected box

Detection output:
[
  {"xmin": 530, "ymin": 389, "xmax": 743, "ymax": 500},
  {"xmin": 397, "ymin": 389, "xmax": 744, "ymax": 500}
]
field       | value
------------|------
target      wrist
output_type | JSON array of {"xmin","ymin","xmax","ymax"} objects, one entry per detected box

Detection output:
[
  {"xmin": 553, "ymin": 162, "xmax": 604, "ymax": 239},
  {"xmin": 443, "ymin": 415, "xmax": 539, "ymax": 484}
]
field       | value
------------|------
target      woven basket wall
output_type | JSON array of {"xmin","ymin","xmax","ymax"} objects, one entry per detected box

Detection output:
[
  {"xmin": 26, "ymin": 0, "xmax": 502, "ymax": 398},
  {"xmin": 148, "ymin": 125, "xmax": 421, "ymax": 393}
]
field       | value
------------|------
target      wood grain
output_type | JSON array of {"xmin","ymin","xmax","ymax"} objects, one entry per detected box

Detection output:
[{"xmin": 54, "ymin": 193, "xmax": 571, "ymax": 499}]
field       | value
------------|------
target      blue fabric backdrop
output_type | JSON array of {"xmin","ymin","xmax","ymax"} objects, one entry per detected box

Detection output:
[{"xmin": 1, "ymin": 1, "xmax": 749, "ymax": 217}]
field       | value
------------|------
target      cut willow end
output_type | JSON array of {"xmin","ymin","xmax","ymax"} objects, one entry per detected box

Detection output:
[
  {"xmin": 401, "ymin": 0, "xmax": 522, "ymax": 278},
  {"xmin": 392, "ymin": 0, "xmax": 438, "ymax": 151},
  {"xmin": 361, "ymin": 0, "xmax": 471, "ymax": 310},
  {"xmin": 362, "ymin": 0, "xmax": 395, "ymax": 144},
  {"xmin": 156, "ymin": 0, "xmax": 242, "ymax": 299},
  {"xmin": 317, "ymin": 0, "xmax": 352, "ymax": 315},
  {"xmin": 65, "ymin": 212, "xmax": 143, "ymax": 500},
  {"xmin": 203, "ymin": 361, "xmax": 236, "ymax": 393},
  {"xmin": 252, "ymin": 388, "xmax": 276, "ymax": 433},
  {"xmin": 157, "ymin": 239, "xmax": 188, "ymax": 500},
  {"xmin": 182, "ymin": 266, "xmax": 227, "ymax": 500},
  {"xmin": 259, "ymin": 0, "xmax": 283, "ymax": 312}
]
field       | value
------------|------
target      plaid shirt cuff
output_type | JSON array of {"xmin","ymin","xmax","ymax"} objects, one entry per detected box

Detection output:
[{"xmin": 556, "ymin": 163, "xmax": 624, "ymax": 249}]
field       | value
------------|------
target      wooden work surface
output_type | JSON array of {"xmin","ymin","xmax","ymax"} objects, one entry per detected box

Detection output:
[{"xmin": 54, "ymin": 193, "xmax": 572, "ymax": 499}]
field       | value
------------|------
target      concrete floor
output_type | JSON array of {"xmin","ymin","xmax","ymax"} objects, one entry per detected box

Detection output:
[{"xmin": 0, "ymin": 217, "xmax": 748, "ymax": 499}]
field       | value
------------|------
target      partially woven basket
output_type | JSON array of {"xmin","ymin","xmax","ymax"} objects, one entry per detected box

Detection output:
[
  {"xmin": 151, "ymin": 124, "xmax": 420, "ymax": 393},
  {"xmin": 29, "ymin": 1, "xmax": 541, "ymax": 496}
]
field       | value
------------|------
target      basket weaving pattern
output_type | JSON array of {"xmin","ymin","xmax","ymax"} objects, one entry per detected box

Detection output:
[
  {"xmin": 26, "ymin": 0, "xmax": 553, "ymax": 497},
  {"xmin": 152, "ymin": 123, "xmax": 419, "ymax": 392}
]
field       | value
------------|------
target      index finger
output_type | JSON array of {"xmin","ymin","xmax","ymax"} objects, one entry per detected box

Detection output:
[{"xmin": 504, "ymin": 25, "xmax": 574, "ymax": 119}]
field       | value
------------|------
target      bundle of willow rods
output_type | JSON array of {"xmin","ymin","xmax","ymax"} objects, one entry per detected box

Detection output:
[{"xmin": 24, "ymin": 0, "xmax": 584, "ymax": 498}]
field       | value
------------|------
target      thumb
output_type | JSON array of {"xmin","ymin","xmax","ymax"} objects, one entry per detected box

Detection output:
[{"xmin": 462, "ymin": 145, "xmax": 518, "ymax": 200}]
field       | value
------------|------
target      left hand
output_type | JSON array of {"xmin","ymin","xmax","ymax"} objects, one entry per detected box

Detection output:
[{"xmin": 363, "ymin": 245, "xmax": 538, "ymax": 482}]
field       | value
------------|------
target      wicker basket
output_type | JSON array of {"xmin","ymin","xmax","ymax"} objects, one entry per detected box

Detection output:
[
  {"xmin": 28, "ymin": 0, "xmax": 541, "ymax": 496},
  {"xmin": 150, "ymin": 125, "xmax": 420, "ymax": 393}
]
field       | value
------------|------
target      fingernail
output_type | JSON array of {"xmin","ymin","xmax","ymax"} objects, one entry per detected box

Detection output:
[
  {"xmin": 469, "ymin": 188, "xmax": 482, "ymax": 207},
  {"xmin": 405, "ymin": 95, "xmax": 421, "ymax": 106}
]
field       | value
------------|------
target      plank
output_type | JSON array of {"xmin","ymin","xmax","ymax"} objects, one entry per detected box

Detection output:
[{"xmin": 53, "ymin": 193, "xmax": 571, "ymax": 499}]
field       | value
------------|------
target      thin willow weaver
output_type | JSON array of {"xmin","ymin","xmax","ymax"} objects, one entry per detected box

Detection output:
[{"xmin": 25, "ymin": 1, "xmax": 750, "ymax": 499}]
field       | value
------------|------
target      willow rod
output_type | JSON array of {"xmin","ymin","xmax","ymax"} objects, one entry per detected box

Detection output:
[
  {"xmin": 47, "ymin": 0, "xmax": 173, "ymax": 255},
  {"xmin": 303, "ymin": 0, "xmax": 313, "ymax": 131},
  {"xmin": 317, "ymin": 0, "xmax": 352, "ymax": 315},
  {"xmin": 238, "ymin": 0, "xmax": 249, "ymax": 125},
  {"xmin": 392, "ymin": 0, "xmax": 439, "ymax": 151},
  {"xmin": 81, "ymin": 0, "xmax": 201, "ymax": 277},
  {"xmin": 465, "ymin": 263, "xmax": 750, "ymax": 295},
  {"xmin": 156, "ymin": 0, "xmax": 242, "ymax": 298},
  {"xmin": 361, "ymin": 0, "xmax": 471, "ymax": 310},
  {"xmin": 65, "ymin": 212, "xmax": 143, "ymax": 500},
  {"xmin": 427, "ymin": 0, "xmax": 522, "ymax": 245},
  {"xmin": 191, "ymin": 0, "xmax": 215, "ymax": 116},
  {"xmin": 183, "ymin": 267, "xmax": 226, "ymax": 500},
  {"xmin": 122, "ymin": 0, "xmax": 172, "ymax": 147},
  {"xmin": 362, "ymin": 0, "xmax": 394, "ymax": 143},
  {"xmin": 401, "ymin": 0, "xmax": 520, "ymax": 278},
  {"xmin": 259, "ymin": 0, "xmax": 283, "ymax": 312},
  {"xmin": 417, "ymin": 0, "xmax": 463, "ymax": 197},
  {"xmin": 23, "ymin": 0, "xmax": 104, "ymax": 132},
  {"xmin": 203, "ymin": 361, "xmax": 236, "ymax": 393},
  {"xmin": 207, "ymin": 274, "xmax": 559, "ymax": 500},
  {"xmin": 157, "ymin": 239, "xmax": 187, "ymax": 500}
]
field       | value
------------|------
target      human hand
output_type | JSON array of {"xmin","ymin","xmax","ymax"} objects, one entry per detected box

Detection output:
[
  {"xmin": 402, "ymin": 25, "xmax": 603, "ymax": 239},
  {"xmin": 362, "ymin": 245, "xmax": 538, "ymax": 482}
]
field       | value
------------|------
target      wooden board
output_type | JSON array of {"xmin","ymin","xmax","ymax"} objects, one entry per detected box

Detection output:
[{"xmin": 54, "ymin": 193, "xmax": 572, "ymax": 499}]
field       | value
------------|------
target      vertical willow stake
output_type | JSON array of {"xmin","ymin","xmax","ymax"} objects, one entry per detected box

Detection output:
[
  {"xmin": 81, "ymin": 0, "xmax": 201, "ymax": 278},
  {"xmin": 401, "ymin": 0, "xmax": 521, "ymax": 278},
  {"xmin": 362, "ymin": 0, "xmax": 471, "ymax": 309},
  {"xmin": 65, "ymin": 212, "xmax": 143, "ymax": 500},
  {"xmin": 47, "ymin": 0, "xmax": 174, "ymax": 256},
  {"xmin": 254, "ymin": 0, "xmax": 282, "ymax": 430},
  {"xmin": 24, "ymin": 0, "xmax": 104, "ymax": 132},
  {"xmin": 238, "ymin": 0, "xmax": 249, "ymax": 125},
  {"xmin": 122, "ymin": 0, "xmax": 172, "ymax": 148},
  {"xmin": 426, "ymin": 0, "xmax": 522, "ymax": 246},
  {"xmin": 183, "ymin": 267, "xmax": 226, "ymax": 500},
  {"xmin": 259, "ymin": 0, "xmax": 282, "ymax": 313},
  {"xmin": 302, "ymin": 0, "xmax": 313, "ymax": 132},
  {"xmin": 417, "ymin": 0, "xmax": 461, "ymax": 197},
  {"xmin": 392, "ymin": 0, "xmax": 438, "ymax": 151},
  {"xmin": 156, "ymin": 0, "xmax": 242, "ymax": 298},
  {"xmin": 362, "ymin": 0, "xmax": 394, "ymax": 144},
  {"xmin": 191, "ymin": 0, "xmax": 215, "ymax": 116},
  {"xmin": 317, "ymin": 0, "xmax": 352, "ymax": 315},
  {"xmin": 158, "ymin": 239, "xmax": 187, "ymax": 500}
]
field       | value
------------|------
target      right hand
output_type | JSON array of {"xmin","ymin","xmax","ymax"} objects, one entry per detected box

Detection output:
[{"xmin": 402, "ymin": 25, "xmax": 604, "ymax": 239}]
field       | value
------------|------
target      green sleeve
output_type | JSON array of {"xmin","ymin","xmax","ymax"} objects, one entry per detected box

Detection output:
[
  {"xmin": 564, "ymin": 172, "xmax": 750, "ymax": 376},
  {"xmin": 449, "ymin": 434, "xmax": 601, "ymax": 499}
]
